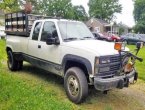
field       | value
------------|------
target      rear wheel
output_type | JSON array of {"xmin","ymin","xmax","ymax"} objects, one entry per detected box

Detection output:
[
  {"xmin": 64, "ymin": 67, "xmax": 88, "ymax": 104},
  {"xmin": 7, "ymin": 51, "xmax": 18, "ymax": 71},
  {"xmin": 7, "ymin": 51, "xmax": 23, "ymax": 71}
]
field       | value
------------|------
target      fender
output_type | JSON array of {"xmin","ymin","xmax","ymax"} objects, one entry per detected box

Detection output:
[{"xmin": 62, "ymin": 54, "xmax": 92, "ymax": 74}]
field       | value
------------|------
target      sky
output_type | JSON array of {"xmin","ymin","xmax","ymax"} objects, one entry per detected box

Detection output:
[{"xmin": 71, "ymin": 0, "xmax": 135, "ymax": 27}]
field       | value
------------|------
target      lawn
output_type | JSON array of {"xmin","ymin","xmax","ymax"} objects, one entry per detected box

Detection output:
[
  {"xmin": 0, "ymin": 40, "xmax": 78, "ymax": 110},
  {"xmin": 0, "ymin": 39, "xmax": 145, "ymax": 110},
  {"xmin": 127, "ymin": 45, "xmax": 145, "ymax": 81}
]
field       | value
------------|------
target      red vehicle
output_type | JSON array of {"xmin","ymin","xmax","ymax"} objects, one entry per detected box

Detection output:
[{"xmin": 103, "ymin": 32, "xmax": 121, "ymax": 42}]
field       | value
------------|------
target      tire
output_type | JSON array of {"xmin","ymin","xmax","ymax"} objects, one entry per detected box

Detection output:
[
  {"xmin": 7, "ymin": 51, "xmax": 18, "ymax": 71},
  {"xmin": 17, "ymin": 61, "xmax": 23, "ymax": 70},
  {"xmin": 64, "ymin": 67, "xmax": 88, "ymax": 104}
]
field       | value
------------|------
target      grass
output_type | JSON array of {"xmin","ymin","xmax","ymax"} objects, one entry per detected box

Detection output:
[
  {"xmin": 127, "ymin": 45, "xmax": 145, "ymax": 81},
  {"xmin": 0, "ymin": 40, "xmax": 78, "ymax": 110},
  {"xmin": 0, "ymin": 39, "xmax": 145, "ymax": 110}
]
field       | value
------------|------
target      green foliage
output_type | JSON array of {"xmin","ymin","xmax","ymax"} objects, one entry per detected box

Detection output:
[
  {"xmin": 133, "ymin": 0, "xmax": 145, "ymax": 33},
  {"xmin": 40, "ymin": 0, "xmax": 73, "ymax": 19},
  {"xmin": 127, "ymin": 45, "xmax": 145, "ymax": 81},
  {"xmin": 88, "ymin": 0, "xmax": 122, "ymax": 22},
  {"xmin": 0, "ymin": 71, "xmax": 75, "ymax": 110},
  {"xmin": 0, "ymin": 0, "xmax": 20, "ymax": 13},
  {"xmin": 34, "ymin": 0, "xmax": 88, "ymax": 20},
  {"xmin": 119, "ymin": 27, "xmax": 125, "ymax": 35},
  {"xmin": 73, "ymin": 5, "xmax": 88, "ymax": 21}
]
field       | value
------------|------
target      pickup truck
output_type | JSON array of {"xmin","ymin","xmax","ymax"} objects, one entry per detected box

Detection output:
[{"xmin": 5, "ymin": 12, "xmax": 142, "ymax": 104}]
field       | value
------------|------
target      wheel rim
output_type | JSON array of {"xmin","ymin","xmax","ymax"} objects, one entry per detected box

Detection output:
[{"xmin": 67, "ymin": 75, "xmax": 79, "ymax": 97}]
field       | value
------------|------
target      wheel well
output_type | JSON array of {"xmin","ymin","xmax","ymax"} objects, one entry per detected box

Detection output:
[{"xmin": 64, "ymin": 60, "xmax": 89, "ymax": 82}]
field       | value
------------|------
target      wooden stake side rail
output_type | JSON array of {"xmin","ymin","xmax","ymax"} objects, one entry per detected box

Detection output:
[{"xmin": 5, "ymin": 11, "xmax": 48, "ymax": 37}]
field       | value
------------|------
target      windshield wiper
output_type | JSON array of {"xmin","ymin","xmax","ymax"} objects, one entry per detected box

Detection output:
[{"xmin": 64, "ymin": 37, "xmax": 78, "ymax": 41}]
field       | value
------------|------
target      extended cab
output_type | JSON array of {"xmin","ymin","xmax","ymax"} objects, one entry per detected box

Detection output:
[{"xmin": 5, "ymin": 12, "xmax": 139, "ymax": 103}]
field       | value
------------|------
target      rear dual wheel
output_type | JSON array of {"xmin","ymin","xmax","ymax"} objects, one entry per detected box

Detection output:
[{"xmin": 7, "ymin": 50, "xmax": 23, "ymax": 71}]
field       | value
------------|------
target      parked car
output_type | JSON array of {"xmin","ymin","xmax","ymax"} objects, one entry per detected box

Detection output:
[
  {"xmin": 121, "ymin": 33, "xmax": 145, "ymax": 45},
  {"xmin": 103, "ymin": 32, "xmax": 121, "ymax": 42},
  {"xmin": 92, "ymin": 32, "xmax": 108, "ymax": 40}
]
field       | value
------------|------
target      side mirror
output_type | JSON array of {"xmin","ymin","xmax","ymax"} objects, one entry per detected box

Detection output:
[
  {"xmin": 136, "ymin": 42, "xmax": 143, "ymax": 49},
  {"xmin": 46, "ymin": 37, "xmax": 60, "ymax": 45}
]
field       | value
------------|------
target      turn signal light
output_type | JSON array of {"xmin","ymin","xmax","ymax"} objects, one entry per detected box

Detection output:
[{"xmin": 114, "ymin": 42, "xmax": 122, "ymax": 51}]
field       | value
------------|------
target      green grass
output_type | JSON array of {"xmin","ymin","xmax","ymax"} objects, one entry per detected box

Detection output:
[
  {"xmin": 0, "ymin": 70, "xmax": 74, "ymax": 110},
  {"xmin": 0, "ymin": 39, "xmax": 145, "ymax": 110},
  {"xmin": 0, "ymin": 40, "xmax": 78, "ymax": 110},
  {"xmin": 127, "ymin": 45, "xmax": 145, "ymax": 81}
]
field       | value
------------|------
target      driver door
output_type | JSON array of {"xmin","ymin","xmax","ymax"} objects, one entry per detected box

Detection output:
[{"xmin": 38, "ymin": 21, "xmax": 61, "ymax": 64}]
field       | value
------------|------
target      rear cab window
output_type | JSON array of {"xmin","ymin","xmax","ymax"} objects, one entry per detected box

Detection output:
[{"xmin": 32, "ymin": 22, "xmax": 42, "ymax": 40}]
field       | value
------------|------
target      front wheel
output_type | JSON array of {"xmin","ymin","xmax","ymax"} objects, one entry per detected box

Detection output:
[{"xmin": 64, "ymin": 67, "xmax": 88, "ymax": 104}]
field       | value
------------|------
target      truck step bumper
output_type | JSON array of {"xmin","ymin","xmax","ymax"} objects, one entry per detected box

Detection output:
[{"xmin": 94, "ymin": 70, "xmax": 136, "ymax": 91}]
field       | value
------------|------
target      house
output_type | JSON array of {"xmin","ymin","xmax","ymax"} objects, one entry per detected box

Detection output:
[
  {"xmin": 118, "ymin": 22, "xmax": 130, "ymax": 35},
  {"xmin": 86, "ymin": 18, "xmax": 119, "ymax": 34}
]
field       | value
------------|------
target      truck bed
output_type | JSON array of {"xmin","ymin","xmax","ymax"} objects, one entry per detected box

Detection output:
[{"xmin": 6, "ymin": 35, "xmax": 29, "ymax": 53}]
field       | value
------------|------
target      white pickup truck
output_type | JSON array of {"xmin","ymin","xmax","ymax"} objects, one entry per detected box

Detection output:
[{"xmin": 5, "ymin": 12, "xmax": 142, "ymax": 104}]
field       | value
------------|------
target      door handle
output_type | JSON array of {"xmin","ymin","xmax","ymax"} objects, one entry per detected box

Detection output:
[{"xmin": 38, "ymin": 45, "xmax": 41, "ymax": 48}]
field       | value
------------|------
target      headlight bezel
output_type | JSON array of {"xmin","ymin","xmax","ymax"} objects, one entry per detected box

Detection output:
[{"xmin": 94, "ymin": 57, "xmax": 111, "ymax": 75}]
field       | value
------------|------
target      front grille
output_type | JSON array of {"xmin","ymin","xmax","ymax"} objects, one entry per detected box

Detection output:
[
  {"xmin": 110, "ymin": 54, "xmax": 125, "ymax": 63},
  {"xmin": 96, "ymin": 54, "xmax": 126, "ymax": 78},
  {"xmin": 110, "ymin": 63, "xmax": 120, "ymax": 71}
]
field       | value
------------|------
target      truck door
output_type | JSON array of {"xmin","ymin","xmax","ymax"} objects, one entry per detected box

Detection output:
[
  {"xmin": 38, "ymin": 21, "xmax": 61, "ymax": 64},
  {"xmin": 27, "ymin": 21, "xmax": 42, "ymax": 58}
]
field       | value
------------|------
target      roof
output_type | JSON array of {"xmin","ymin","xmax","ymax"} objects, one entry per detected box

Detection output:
[
  {"xmin": 95, "ymin": 18, "xmax": 110, "ymax": 26},
  {"xmin": 86, "ymin": 18, "xmax": 110, "ymax": 27}
]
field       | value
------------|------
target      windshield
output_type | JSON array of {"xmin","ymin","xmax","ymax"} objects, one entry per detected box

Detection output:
[{"xmin": 58, "ymin": 21, "xmax": 94, "ymax": 41}]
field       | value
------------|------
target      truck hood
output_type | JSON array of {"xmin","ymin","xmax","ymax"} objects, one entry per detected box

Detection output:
[{"xmin": 64, "ymin": 40, "xmax": 128, "ymax": 56}]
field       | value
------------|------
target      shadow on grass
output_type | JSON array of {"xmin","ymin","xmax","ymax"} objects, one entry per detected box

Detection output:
[
  {"xmin": 20, "ymin": 64, "xmax": 107, "ymax": 101},
  {"xmin": 21, "ymin": 63, "xmax": 64, "ymax": 85}
]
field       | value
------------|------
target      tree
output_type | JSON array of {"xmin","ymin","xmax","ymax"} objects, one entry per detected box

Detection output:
[
  {"xmin": 0, "ymin": 0, "xmax": 88, "ymax": 21},
  {"xmin": 38, "ymin": 0, "xmax": 74, "ymax": 19},
  {"xmin": 73, "ymin": 5, "xmax": 88, "ymax": 21},
  {"xmin": 31, "ymin": 0, "xmax": 88, "ymax": 20},
  {"xmin": 88, "ymin": 0, "xmax": 122, "ymax": 22},
  {"xmin": 0, "ymin": 0, "xmax": 20, "ymax": 13},
  {"xmin": 133, "ymin": 0, "xmax": 145, "ymax": 33}
]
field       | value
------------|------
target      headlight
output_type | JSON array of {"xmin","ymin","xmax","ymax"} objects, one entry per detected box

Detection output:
[
  {"xmin": 94, "ymin": 57, "xmax": 111, "ymax": 74},
  {"xmin": 100, "ymin": 57, "xmax": 110, "ymax": 64}
]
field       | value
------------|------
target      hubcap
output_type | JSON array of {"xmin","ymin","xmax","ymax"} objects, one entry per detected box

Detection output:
[{"xmin": 68, "ymin": 75, "xmax": 79, "ymax": 97}]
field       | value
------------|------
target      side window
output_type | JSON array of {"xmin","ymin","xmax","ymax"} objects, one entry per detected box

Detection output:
[
  {"xmin": 32, "ymin": 22, "xmax": 42, "ymax": 40},
  {"xmin": 41, "ymin": 21, "xmax": 58, "ymax": 42}
]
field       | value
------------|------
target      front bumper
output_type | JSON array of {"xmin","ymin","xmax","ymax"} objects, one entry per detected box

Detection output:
[{"xmin": 94, "ymin": 70, "xmax": 136, "ymax": 91}]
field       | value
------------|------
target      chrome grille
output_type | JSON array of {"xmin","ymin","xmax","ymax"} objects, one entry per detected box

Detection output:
[
  {"xmin": 110, "ymin": 64, "xmax": 120, "ymax": 71},
  {"xmin": 110, "ymin": 55, "xmax": 120, "ymax": 63}
]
